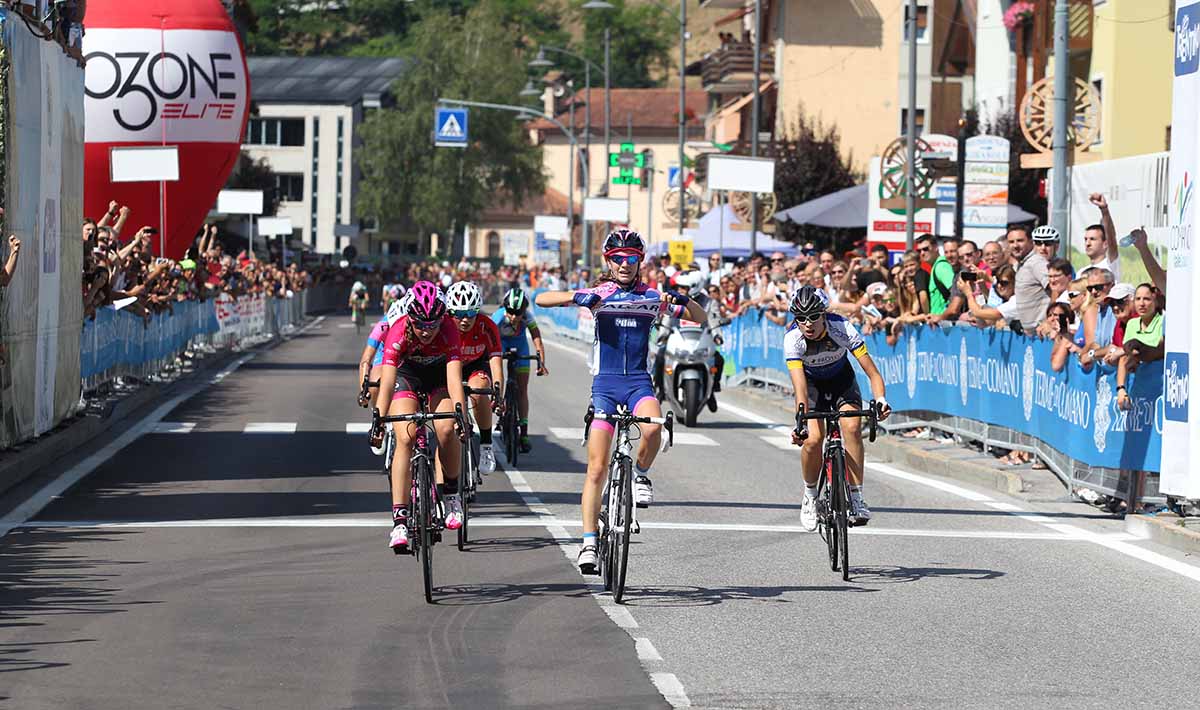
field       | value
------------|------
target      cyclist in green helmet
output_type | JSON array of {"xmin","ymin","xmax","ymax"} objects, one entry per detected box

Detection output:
[{"xmin": 492, "ymin": 286, "xmax": 548, "ymax": 453}]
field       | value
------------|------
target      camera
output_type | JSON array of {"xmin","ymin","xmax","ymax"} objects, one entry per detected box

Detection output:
[{"xmin": 961, "ymin": 271, "xmax": 978, "ymax": 282}]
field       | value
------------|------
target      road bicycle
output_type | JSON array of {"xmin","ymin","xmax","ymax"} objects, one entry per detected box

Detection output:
[
  {"xmin": 795, "ymin": 401, "xmax": 879, "ymax": 582},
  {"xmin": 372, "ymin": 396, "xmax": 467, "ymax": 604},
  {"xmin": 350, "ymin": 298, "xmax": 367, "ymax": 334},
  {"xmin": 457, "ymin": 381, "xmax": 498, "ymax": 550},
  {"xmin": 499, "ymin": 349, "xmax": 541, "ymax": 467},
  {"xmin": 583, "ymin": 405, "xmax": 674, "ymax": 604}
]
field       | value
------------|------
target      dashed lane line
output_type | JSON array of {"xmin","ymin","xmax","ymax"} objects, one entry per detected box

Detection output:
[
  {"xmin": 243, "ymin": 422, "xmax": 298, "ymax": 433},
  {"xmin": 151, "ymin": 422, "xmax": 196, "ymax": 434}
]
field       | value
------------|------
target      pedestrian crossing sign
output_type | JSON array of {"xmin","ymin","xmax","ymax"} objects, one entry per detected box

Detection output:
[{"xmin": 435, "ymin": 107, "xmax": 468, "ymax": 148}]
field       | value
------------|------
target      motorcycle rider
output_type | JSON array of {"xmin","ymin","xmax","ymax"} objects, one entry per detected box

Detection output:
[{"xmin": 652, "ymin": 267, "xmax": 725, "ymax": 412}]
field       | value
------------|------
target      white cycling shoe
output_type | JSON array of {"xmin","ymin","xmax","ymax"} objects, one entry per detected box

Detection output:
[
  {"xmin": 479, "ymin": 444, "xmax": 496, "ymax": 474},
  {"xmin": 850, "ymin": 493, "xmax": 872, "ymax": 526},
  {"xmin": 444, "ymin": 495, "xmax": 464, "ymax": 530},
  {"xmin": 634, "ymin": 476, "xmax": 653, "ymax": 508},
  {"xmin": 800, "ymin": 493, "xmax": 819, "ymax": 532},
  {"xmin": 577, "ymin": 544, "xmax": 599, "ymax": 575}
]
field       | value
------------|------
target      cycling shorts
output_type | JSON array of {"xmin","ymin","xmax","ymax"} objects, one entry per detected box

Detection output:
[
  {"xmin": 463, "ymin": 357, "xmax": 492, "ymax": 383},
  {"xmin": 589, "ymin": 373, "xmax": 657, "ymax": 435},
  {"xmin": 393, "ymin": 362, "xmax": 448, "ymax": 402},
  {"xmin": 806, "ymin": 361, "xmax": 862, "ymax": 413},
  {"xmin": 501, "ymin": 335, "xmax": 532, "ymax": 373}
]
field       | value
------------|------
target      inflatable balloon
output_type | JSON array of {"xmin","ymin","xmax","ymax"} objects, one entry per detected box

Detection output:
[{"xmin": 83, "ymin": 0, "xmax": 249, "ymax": 258}]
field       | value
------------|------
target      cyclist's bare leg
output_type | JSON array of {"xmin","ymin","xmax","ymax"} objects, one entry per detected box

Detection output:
[
  {"xmin": 839, "ymin": 403, "xmax": 865, "ymax": 487},
  {"xmin": 800, "ymin": 418, "xmax": 827, "ymax": 488},
  {"xmin": 582, "ymin": 428, "xmax": 613, "ymax": 534},
  {"xmin": 431, "ymin": 392, "xmax": 461, "ymax": 485},
  {"xmin": 468, "ymin": 372, "xmax": 493, "ymax": 432},
  {"xmin": 516, "ymin": 370, "xmax": 531, "ymax": 421},
  {"xmin": 632, "ymin": 396, "xmax": 663, "ymax": 470},
  {"xmin": 387, "ymin": 396, "xmax": 421, "ymax": 507}
]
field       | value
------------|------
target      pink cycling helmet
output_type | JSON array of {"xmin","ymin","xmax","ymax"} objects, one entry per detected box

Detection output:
[{"xmin": 406, "ymin": 280, "xmax": 446, "ymax": 323}]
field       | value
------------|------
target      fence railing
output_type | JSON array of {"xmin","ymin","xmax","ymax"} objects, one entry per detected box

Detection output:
[{"xmin": 530, "ymin": 291, "xmax": 1165, "ymax": 505}]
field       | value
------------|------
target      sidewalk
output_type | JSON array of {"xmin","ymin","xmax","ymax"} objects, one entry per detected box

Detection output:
[{"xmin": 720, "ymin": 383, "xmax": 1200, "ymax": 559}]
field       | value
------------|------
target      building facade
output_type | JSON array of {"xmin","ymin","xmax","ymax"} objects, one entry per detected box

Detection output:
[{"xmin": 243, "ymin": 57, "xmax": 407, "ymax": 256}]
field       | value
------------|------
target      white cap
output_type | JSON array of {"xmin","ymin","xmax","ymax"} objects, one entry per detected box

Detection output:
[
  {"xmin": 866, "ymin": 282, "xmax": 888, "ymax": 297},
  {"xmin": 1106, "ymin": 283, "xmax": 1135, "ymax": 301}
]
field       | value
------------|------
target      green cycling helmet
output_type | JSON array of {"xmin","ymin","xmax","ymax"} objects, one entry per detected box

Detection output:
[{"xmin": 503, "ymin": 287, "xmax": 529, "ymax": 313}]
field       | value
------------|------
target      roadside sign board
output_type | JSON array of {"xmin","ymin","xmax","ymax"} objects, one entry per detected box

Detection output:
[
  {"xmin": 668, "ymin": 239, "xmax": 694, "ymax": 267},
  {"xmin": 435, "ymin": 107, "xmax": 468, "ymax": 148}
]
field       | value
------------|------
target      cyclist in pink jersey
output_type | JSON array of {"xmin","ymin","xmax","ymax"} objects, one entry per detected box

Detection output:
[{"xmin": 371, "ymin": 282, "xmax": 469, "ymax": 552}]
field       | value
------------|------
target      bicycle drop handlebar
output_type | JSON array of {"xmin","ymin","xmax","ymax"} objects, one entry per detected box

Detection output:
[
  {"xmin": 795, "ymin": 401, "xmax": 879, "ymax": 443},
  {"xmin": 582, "ymin": 406, "xmax": 675, "ymax": 451},
  {"xmin": 371, "ymin": 402, "xmax": 470, "ymax": 442}
]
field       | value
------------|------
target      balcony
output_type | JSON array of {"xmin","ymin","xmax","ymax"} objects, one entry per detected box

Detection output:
[{"xmin": 701, "ymin": 42, "xmax": 774, "ymax": 95}]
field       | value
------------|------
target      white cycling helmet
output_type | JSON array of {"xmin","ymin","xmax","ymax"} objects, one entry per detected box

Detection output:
[
  {"xmin": 445, "ymin": 281, "xmax": 483, "ymax": 312},
  {"xmin": 386, "ymin": 299, "xmax": 405, "ymax": 327},
  {"xmin": 352, "ymin": 280, "xmax": 366, "ymax": 292},
  {"xmin": 1032, "ymin": 225, "xmax": 1061, "ymax": 242}
]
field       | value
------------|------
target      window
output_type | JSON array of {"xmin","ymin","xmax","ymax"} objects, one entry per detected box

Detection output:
[
  {"xmin": 902, "ymin": 4, "xmax": 929, "ymax": 43},
  {"xmin": 900, "ymin": 108, "xmax": 926, "ymax": 136},
  {"xmin": 245, "ymin": 118, "xmax": 305, "ymax": 146},
  {"xmin": 275, "ymin": 174, "xmax": 304, "ymax": 203},
  {"xmin": 487, "ymin": 231, "xmax": 501, "ymax": 258}
]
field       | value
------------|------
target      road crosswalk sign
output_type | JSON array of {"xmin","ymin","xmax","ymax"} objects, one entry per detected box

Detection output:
[{"xmin": 435, "ymin": 107, "xmax": 468, "ymax": 148}]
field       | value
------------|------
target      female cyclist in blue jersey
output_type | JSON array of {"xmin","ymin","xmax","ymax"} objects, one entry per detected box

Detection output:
[
  {"xmin": 492, "ymin": 287, "xmax": 548, "ymax": 453},
  {"xmin": 536, "ymin": 228, "xmax": 706, "ymax": 574}
]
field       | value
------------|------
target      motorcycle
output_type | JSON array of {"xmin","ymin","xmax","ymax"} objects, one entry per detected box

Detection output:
[{"xmin": 650, "ymin": 306, "xmax": 726, "ymax": 428}]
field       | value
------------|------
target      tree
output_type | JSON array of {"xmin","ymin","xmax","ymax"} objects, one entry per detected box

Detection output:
[
  {"xmin": 355, "ymin": 5, "xmax": 545, "ymax": 246},
  {"xmin": 245, "ymin": 0, "xmax": 417, "ymax": 56},
  {"xmin": 766, "ymin": 108, "xmax": 862, "ymax": 247},
  {"xmin": 225, "ymin": 151, "xmax": 281, "ymax": 217},
  {"xmin": 577, "ymin": 0, "xmax": 677, "ymax": 88}
]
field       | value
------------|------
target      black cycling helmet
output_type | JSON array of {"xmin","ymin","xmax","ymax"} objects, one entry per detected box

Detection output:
[
  {"xmin": 789, "ymin": 285, "xmax": 829, "ymax": 320},
  {"xmin": 602, "ymin": 227, "xmax": 645, "ymax": 256},
  {"xmin": 503, "ymin": 287, "xmax": 528, "ymax": 313}
]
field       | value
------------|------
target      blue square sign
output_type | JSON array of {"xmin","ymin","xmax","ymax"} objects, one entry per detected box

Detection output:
[
  {"xmin": 1165, "ymin": 352, "xmax": 1190, "ymax": 422},
  {"xmin": 435, "ymin": 107, "xmax": 468, "ymax": 147}
]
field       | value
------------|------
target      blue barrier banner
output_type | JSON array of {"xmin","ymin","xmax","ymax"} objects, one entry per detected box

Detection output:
[{"xmin": 81, "ymin": 300, "xmax": 220, "ymax": 380}]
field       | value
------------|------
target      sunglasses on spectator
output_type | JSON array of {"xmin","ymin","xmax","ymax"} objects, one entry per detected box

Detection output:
[
  {"xmin": 450, "ymin": 309, "xmax": 479, "ymax": 319},
  {"xmin": 607, "ymin": 253, "xmax": 641, "ymax": 266},
  {"xmin": 832, "ymin": 269, "xmax": 846, "ymax": 276},
  {"xmin": 997, "ymin": 280, "xmax": 1013, "ymax": 287},
  {"xmin": 917, "ymin": 245, "xmax": 932, "ymax": 252},
  {"xmin": 1087, "ymin": 284, "xmax": 1109, "ymax": 294}
]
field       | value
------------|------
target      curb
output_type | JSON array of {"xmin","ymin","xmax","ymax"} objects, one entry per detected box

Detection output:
[
  {"xmin": 718, "ymin": 385, "xmax": 1033, "ymax": 497},
  {"xmin": 1125, "ymin": 514, "xmax": 1200, "ymax": 558},
  {"xmin": 0, "ymin": 317, "xmax": 319, "ymax": 501}
]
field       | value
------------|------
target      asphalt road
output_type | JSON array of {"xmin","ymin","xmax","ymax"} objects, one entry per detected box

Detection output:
[{"xmin": 2, "ymin": 314, "xmax": 1199, "ymax": 709}]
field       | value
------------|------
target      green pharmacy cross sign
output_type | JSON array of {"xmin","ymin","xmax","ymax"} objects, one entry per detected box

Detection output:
[{"xmin": 609, "ymin": 142, "xmax": 644, "ymax": 186}]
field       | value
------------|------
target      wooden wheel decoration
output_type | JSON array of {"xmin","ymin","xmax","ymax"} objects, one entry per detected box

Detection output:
[
  {"xmin": 880, "ymin": 137, "xmax": 936, "ymax": 200},
  {"xmin": 1019, "ymin": 76, "xmax": 1101, "ymax": 154},
  {"xmin": 729, "ymin": 191, "xmax": 777, "ymax": 224},
  {"xmin": 662, "ymin": 187, "xmax": 700, "ymax": 222}
]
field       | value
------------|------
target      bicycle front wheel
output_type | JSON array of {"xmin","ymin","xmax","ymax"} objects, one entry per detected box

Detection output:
[
  {"xmin": 417, "ymin": 457, "xmax": 435, "ymax": 603},
  {"xmin": 613, "ymin": 456, "xmax": 634, "ymax": 604},
  {"xmin": 504, "ymin": 391, "xmax": 519, "ymax": 467},
  {"xmin": 830, "ymin": 446, "xmax": 851, "ymax": 581},
  {"xmin": 599, "ymin": 478, "xmax": 615, "ymax": 592},
  {"xmin": 458, "ymin": 445, "xmax": 471, "ymax": 551}
]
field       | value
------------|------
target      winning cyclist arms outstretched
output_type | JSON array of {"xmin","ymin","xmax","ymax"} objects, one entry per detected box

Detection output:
[
  {"xmin": 536, "ymin": 228, "xmax": 705, "ymax": 574},
  {"xmin": 785, "ymin": 286, "xmax": 891, "ymax": 529},
  {"xmin": 492, "ymin": 288, "xmax": 548, "ymax": 453},
  {"xmin": 371, "ymin": 281, "xmax": 470, "ymax": 552}
]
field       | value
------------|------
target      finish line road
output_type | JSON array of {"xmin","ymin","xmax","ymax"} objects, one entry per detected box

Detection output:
[{"xmin": 1, "ymin": 318, "xmax": 1197, "ymax": 709}]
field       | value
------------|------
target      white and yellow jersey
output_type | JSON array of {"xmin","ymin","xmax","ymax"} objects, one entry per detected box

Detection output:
[{"xmin": 783, "ymin": 314, "xmax": 868, "ymax": 379}]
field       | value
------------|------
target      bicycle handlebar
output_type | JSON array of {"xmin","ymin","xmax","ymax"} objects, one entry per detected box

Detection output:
[
  {"xmin": 795, "ymin": 401, "xmax": 879, "ymax": 443},
  {"xmin": 583, "ymin": 406, "xmax": 675, "ymax": 451},
  {"xmin": 371, "ymin": 403, "xmax": 470, "ymax": 442}
]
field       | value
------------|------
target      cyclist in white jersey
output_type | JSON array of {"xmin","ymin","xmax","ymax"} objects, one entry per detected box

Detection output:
[{"xmin": 784, "ymin": 286, "xmax": 891, "ymax": 529}]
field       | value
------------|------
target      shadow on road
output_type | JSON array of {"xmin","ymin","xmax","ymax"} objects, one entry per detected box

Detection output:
[
  {"xmin": 619, "ymin": 583, "xmax": 879, "ymax": 607},
  {"xmin": 849, "ymin": 564, "xmax": 1006, "ymax": 584},
  {"xmin": 0, "ymin": 527, "xmax": 156, "ymax": 675},
  {"xmin": 430, "ymin": 581, "xmax": 594, "ymax": 606}
]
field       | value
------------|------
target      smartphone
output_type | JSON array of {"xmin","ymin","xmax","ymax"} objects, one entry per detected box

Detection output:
[
  {"xmin": 859, "ymin": 258, "xmax": 873, "ymax": 269},
  {"xmin": 1058, "ymin": 313, "xmax": 1070, "ymax": 334},
  {"xmin": 146, "ymin": 227, "xmax": 159, "ymax": 235},
  {"xmin": 961, "ymin": 271, "xmax": 978, "ymax": 282}
]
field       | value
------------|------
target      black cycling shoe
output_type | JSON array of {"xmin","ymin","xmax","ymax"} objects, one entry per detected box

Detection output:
[
  {"xmin": 707, "ymin": 395, "xmax": 718, "ymax": 412},
  {"xmin": 519, "ymin": 436, "xmax": 532, "ymax": 454}
]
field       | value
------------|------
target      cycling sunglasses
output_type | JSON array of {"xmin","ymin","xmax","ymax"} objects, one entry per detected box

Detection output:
[
  {"xmin": 607, "ymin": 253, "xmax": 642, "ymax": 266},
  {"xmin": 450, "ymin": 309, "xmax": 479, "ymax": 319},
  {"xmin": 410, "ymin": 318, "xmax": 441, "ymax": 332}
]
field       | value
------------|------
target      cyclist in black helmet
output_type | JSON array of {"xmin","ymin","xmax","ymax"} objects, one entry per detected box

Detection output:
[
  {"xmin": 784, "ymin": 285, "xmax": 891, "ymax": 530},
  {"xmin": 493, "ymin": 285, "xmax": 547, "ymax": 453}
]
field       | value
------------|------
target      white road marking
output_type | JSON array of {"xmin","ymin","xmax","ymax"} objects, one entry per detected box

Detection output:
[
  {"xmin": 243, "ymin": 422, "xmax": 297, "ymax": 434},
  {"xmin": 635, "ymin": 637, "xmax": 663, "ymax": 661},
  {"xmin": 345, "ymin": 423, "xmax": 371, "ymax": 434},
  {"xmin": 868, "ymin": 462, "xmax": 996, "ymax": 503},
  {"xmin": 0, "ymin": 354, "xmax": 255, "ymax": 539},
  {"xmin": 760, "ymin": 435, "xmax": 795, "ymax": 450},
  {"xmin": 549, "ymin": 427, "xmax": 718, "ymax": 447},
  {"xmin": 14, "ymin": 517, "xmax": 1135, "ymax": 541},
  {"xmin": 151, "ymin": 422, "xmax": 196, "ymax": 434},
  {"xmin": 337, "ymin": 323, "xmax": 357, "ymax": 329},
  {"xmin": 602, "ymin": 605, "xmax": 639, "ymax": 629},
  {"xmin": 649, "ymin": 673, "xmax": 692, "ymax": 708}
]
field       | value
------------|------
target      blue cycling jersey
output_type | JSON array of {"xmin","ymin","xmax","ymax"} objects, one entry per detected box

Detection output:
[
  {"xmin": 575, "ymin": 281, "xmax": 681, "ymax": 376},
  {"xmin": 366, "ymin": 318, "xmax": 389, "ymax": 367}
]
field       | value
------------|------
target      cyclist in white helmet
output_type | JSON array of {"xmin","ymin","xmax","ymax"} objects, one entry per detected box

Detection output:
[{"xmin": 445, "ymin": 281, "xmax": 504, "ymax": 473}]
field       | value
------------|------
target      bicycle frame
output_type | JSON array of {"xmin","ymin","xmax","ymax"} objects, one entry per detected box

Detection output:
[{"xmin": 500, "ymin": 350, "xmax": 541, "ymax": 466}]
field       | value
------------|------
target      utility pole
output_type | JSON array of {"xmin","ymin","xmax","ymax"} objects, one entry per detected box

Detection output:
[
  {"xmin": 955, "ymin": 117, "xmax": 966, "ymax": 241},
  {"xmin": 568, "ymin": 94, "xmax": 576, "ymax": 270},
  {"xmin": 604, "ymin": 27, "xmax": 611, "ymax": 187},
  {"xmin": 677, "ymin": 0, "xmax": 687, "ymax": 238},
  {"xmin": 750, "ymin": 0, "xmax": 762, "ymax": 253},
  {"xmin": 905, "ymin": 0, "xmax": 918, "ymax": 250},
  {"xmin": 1051, "ymin": 0, "xmax": 1070, "ymax": 255}
]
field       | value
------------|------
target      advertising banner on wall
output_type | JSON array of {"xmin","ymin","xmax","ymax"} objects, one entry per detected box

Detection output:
[
  {"xmin": 867, "ymin": 157, "xmax": 934, "ymax": 252},
  {"xmin": 1162, "ymin": 0, "xmax": 1200, "ymax": 498},
  {"xmin": 2, "ymin": 23, "xmax": 85, "ymax": 444}
]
